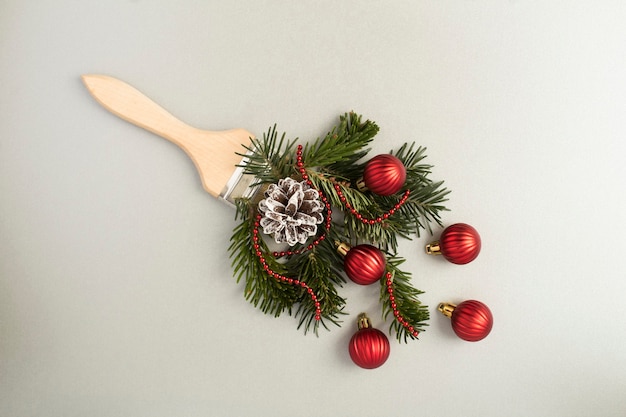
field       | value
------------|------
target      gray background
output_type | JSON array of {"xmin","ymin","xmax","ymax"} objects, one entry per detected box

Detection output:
[{"xmin": 2, "ymin": 1, "xmax": 626, "ymax": 416}]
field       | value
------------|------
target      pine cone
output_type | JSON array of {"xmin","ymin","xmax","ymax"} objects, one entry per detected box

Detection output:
[{"xmin": 258, "ymin": 178, "xmax": 324, "ymax": 246}]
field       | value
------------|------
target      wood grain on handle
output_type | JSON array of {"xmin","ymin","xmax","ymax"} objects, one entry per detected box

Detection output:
[{"xmin": 81, "ymin": 74, "xmax": 254, "ymax": 198}]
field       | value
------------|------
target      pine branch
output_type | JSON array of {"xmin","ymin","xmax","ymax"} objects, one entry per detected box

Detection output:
[
  {"xmin": 381, "ymin": 256, "xmax": 430, "ymax": 343},
  {"xmin": 286, "ymin": 238, "xmax": 347, "ymax": 334},
  {"xmin": 302, "ymin": 112, "xmax": 378, "ymax": 173},
  {"xmin": 305, "ymin": 142, "xmax": 449, "ymax": 251},
  {"xmin": 236, "ymin": 125, "xmax": 298, "ymax": 185},
  {"xmin": 229, "ymin": 199, "xmax": 346, "ymax": 335},
  {"xmin": 229, "ymin": 200, "xmax": 300, "ymax": 316},
  {"xmin": 391, "ymin": 143, "xmax": 451, "ymax": 236},
  {"xmin": 229, "ymin": 113, "xmax": 449, "ymax": 339}
]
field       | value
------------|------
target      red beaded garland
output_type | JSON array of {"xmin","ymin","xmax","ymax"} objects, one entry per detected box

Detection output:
[
  {"xmin": 296, "ymin": 145, "xmax": 411, "ymax": 226},
  {"xmin": 334, "ymin": 184, "xmax": 410, "ymax": 225},
  {"xmin": 385, "ymin": 272, "xmax": 420, "ymax": 338},
  {"xmin": 253, "ymin": 214, "xmax": 321, "ymax": 321}
]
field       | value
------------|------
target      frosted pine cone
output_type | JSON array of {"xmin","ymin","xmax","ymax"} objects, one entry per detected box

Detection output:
[{"xmin": 258, "ymin": 178, "xmax": 324, "ymax": 246}]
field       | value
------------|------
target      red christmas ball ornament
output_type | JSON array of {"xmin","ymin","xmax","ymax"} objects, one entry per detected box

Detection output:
[
  {"xmin": 438, "ymin": 300, "xmax": 493, "ymax": 342},
  {"xmin": 337, "ymin": 243, "xmax": 386, "ymax": 285},
  {"xmin": 349, "ymin": 313, "xmax": 390, "ymax": 369},
  {"xmin": 357, "ymin": 154, "xmax": 406, "ymax": 196},
  {"xmin": 426, "ymin": 223, "xmax": 481, "ymax": 264}
]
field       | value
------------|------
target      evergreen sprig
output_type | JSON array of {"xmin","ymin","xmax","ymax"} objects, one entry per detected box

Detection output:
[
  {"xmin": 230, "ymin": 200, "xmax": 300, "ymax": 316},
  {"xmin": 228, "ymin": 112, "xmax": 449, "ymax": 341},
  {"xmin": 391, "ymin": 143, "xmax": 450, "ymax": 236},
  {"xmin": 306, "ymin": 142, "xmax": 450, "ymax": 252},
  {"xmin": 236, "ymin": 125, "xmax": 298, "ymax": 185},
  {"xmin": 301, "ymin": 112, "xmax": 378, "ymax": 176},
  {"xmin": 285, "ymin": 234, "xmax": 347, "ymax": 333},
  {"xmin": 381, "ymin": 256, "xmax": 430, "ymax": 343},
  {"xmin": 229, "ymin": 199, "xmax": 346, "ymax": 335}
]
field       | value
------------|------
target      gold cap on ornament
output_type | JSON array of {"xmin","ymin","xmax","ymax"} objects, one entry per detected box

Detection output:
[
  {"xmin": 425, "ymin": 241, "xmax": 442, "ymax": 255},
  {"xmin": 355, "ymin": 178, "xmax": 368, "ymax": 192},
  {"xmin": 356, "ymin": 313, "xmax": 372, "ymax": 330},
  {"xmin": 335, "ymin": 241, "xmax": 351, "ymax": 257},
  {"xmin": 438, "ymin": 302, "xmax": 457, "ymax": 318}
]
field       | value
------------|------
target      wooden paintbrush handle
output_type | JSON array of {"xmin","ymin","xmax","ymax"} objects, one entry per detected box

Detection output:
[
  {"xmin": 82, "ymin": 74, "xmax": 203, "ymax": 148},
  {"xmin": 82, "ymin": 74, "xmax": 254, "ymax": 198}
]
